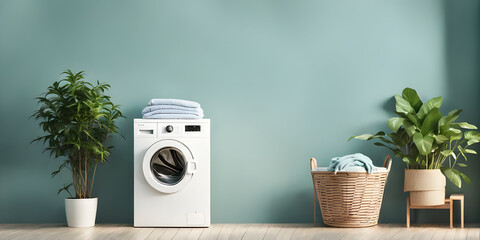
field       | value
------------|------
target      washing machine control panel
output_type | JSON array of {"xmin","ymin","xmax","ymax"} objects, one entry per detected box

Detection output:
[
  {"xmin": 158, "ymin": 123, "xmax": 181, "ymax": 136},
  {"xmin": 134, "ymin": 120, "xmax": 209, "ymax": 138},
  {"xmin": 185, "ymin": 125, "xmax": 201, "ymax": 132}
]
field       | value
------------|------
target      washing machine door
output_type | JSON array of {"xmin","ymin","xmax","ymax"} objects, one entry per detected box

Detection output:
[{"xmin": 142, "ymin": 139, "xmax": 197, "ymax": 193}]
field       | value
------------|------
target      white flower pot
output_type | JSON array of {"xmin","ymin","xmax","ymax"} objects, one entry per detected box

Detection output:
[{"xmin": 65, "ymin": 198, "xmax": 98, "ymax": 228}]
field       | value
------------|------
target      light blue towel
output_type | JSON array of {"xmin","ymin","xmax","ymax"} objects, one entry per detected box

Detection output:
[
  {"xmin": 142, "ymin": 105, "xmax": 204, "ymax": 115},
  {"xmin": 143, "ymin": 109, "xmax": 204, "ymax": 118},
  {"xmin": 327, "ymin": 153, "xmax": 376, "ymax": 174},
  {"xmin": 143, "ymin": 113, "xmax": 202, "ymax": 119},
  {"xmin": 148, "ymin": 99, "xmax": 200, "ymax": 108}
]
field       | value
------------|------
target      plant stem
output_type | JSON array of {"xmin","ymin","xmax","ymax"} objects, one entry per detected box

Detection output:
[
  {"xmin": 405, "ymin": 145, "xmax": 410, "ymax": 169},
  {"xmin": 428, "ymin": 154, "xmax": 431, "ymax": 169},
  {"xmin": 89, "ymin": 163, "xmax": 98, "ymax": 197},
  {"xmin": 449, "ymin": 141, "xmax": 452, "ymax": 168},
  {"xmin": 73, "ymin": 166, "xmax": 81, "ymax": 198},
  {"xmin": 84, "ymin": 149, "xmax": 88, "ymax": 198},
  {"xmin": 435, "ymin": 149, "xmax": 443, "ymax": 169},
  {"xmin": 431, "ymin": 153, "xmax": 434, "ymax": 169},
  {"xmin": 425, "ymin": 155, "xmax": 428, "ymax": 169},
  {"xmin": 78, "ymin": 150, "xmax": 85, "ymax": 198},
  {"xmin": 452, "ymin": 149, "xmax": 458, "ymax": 168},
  {"xmin": 72, "ymin": 167, "xmax": 79, "ymax": 198}
]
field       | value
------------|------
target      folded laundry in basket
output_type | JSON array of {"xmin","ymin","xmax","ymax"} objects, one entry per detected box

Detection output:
[
  {"xmin": 148, "ymin": 99, "xmax": 201, "ymax": 108},
  {"xmin": 327, "ymin": 153, "xmax": 376, "ymax": 174},
  {"xmin": 142, "ymin": 109, "xmax": 204, "ymax": 118},
  {"xmin": 142, "ymin": 105, "xmax": 204, "ymax": 116}
]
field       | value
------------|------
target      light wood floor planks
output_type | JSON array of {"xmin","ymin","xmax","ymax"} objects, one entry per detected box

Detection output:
[{"xmin": 0, "ymin": 224, "xmax": 478, "ymax": 240}]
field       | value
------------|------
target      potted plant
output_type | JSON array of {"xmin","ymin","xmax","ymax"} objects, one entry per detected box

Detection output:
[
  {"xmin": 32, "ymin": 70, "xmax": 123, "ymax": 227},
  {"xmin": 349, "ymin": 87, "xmax": 480, "ymax": 206}
]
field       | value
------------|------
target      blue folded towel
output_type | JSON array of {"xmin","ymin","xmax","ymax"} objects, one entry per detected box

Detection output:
[
  {"xmin": 148, "ymin": 99, "xmax": 200, "ymax": 108},
  {"xmin": 143, "ymin": 113, "xmax": 202, "ymax": 119},
  {"xmin": 142, "ymin": 105, "xmax": 204, "ymax": 116},
  {"xmin": 143, "ymin": 99, "xmax": 204, "ymax": 119},
  {"xmin": 143, "ymin": 109, "xmax": 204, "ymax": 118},
  {"xmin": 327, "ymin": 153, "xmax": 376, "ymax": 174}
]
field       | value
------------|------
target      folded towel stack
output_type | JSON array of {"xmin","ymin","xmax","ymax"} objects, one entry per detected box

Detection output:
[
  {"xmin": 327, "ymin": 153, "xmax": 377, "ymax": 174},
  {"xmin": 142, "ymin": 99, "xmax": 204, "ymax": 119}
]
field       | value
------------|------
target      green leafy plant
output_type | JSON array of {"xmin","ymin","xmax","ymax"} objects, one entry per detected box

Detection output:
[
  {"xmin": 32, "ymin": 70, "xmax": 123, "ymax": 198},
  {"xmin": 349, "ymin": 87, "xmax": 480, "ymax": 188}
]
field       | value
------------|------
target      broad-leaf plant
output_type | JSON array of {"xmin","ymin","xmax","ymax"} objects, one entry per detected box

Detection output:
[
  {"xmin": 32, "ymin": 70, "xmax": 123, "ymax": 198},
  {"xmin": 349, "ymin": 87, "xmax": 480, "ymax": 188}
]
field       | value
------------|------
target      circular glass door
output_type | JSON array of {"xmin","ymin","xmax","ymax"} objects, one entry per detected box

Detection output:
[
  {"xmin": 143, "ymin": 140, "xmax": 194, "ymax": 193},
  {"xmin": 150, "ymin": 147, "xmax": 186, "ymax": 185}
]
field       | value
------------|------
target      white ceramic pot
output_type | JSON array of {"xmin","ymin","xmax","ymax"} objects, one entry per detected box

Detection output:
[
  {"xmin": 65, "ymin": 198, "xmax": 98, "ymax": 228},
  {"xmin": 404, "ymin": 169, "xmax": 446, "ymax": 206}
]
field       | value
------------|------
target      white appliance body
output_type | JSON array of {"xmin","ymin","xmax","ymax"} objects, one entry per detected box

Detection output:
[{"xmin": 134, "ymin": 119, "xmax": 210, "ymax": 227}]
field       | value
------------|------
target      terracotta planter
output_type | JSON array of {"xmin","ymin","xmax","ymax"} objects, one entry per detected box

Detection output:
[
  {"xmin": 404, "ymin": 169, "xmax": 445, "ymax": 206},
  {"xmin": 65, "ymin": 198, "xmax": 98, "ymax": 228}
]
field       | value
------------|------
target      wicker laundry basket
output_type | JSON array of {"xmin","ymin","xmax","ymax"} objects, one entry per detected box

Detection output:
[{"xmin": 310, "ymin": 155, "xmax": 392, "ymax": 227}]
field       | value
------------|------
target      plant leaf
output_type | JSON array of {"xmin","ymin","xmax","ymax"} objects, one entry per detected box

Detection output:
[
  {"xmin": 348, "ymin": 134, "xmax": 374, "ymax": 141},
  {"xmin": 57, "ymin": 183, "xmax": 73, "ymax": 198},
  {"xmin": 463, "ymin": 148, "xmax": 477, "ymax": 154},
  {"xmin": 394, "ymin": 95, "xmax": 415, "ymax": 114},
  {"xmin": 447, "ymin": 128, "xmax": 462, "ymax": 140},
  {"xmin": 439, "ymin": 109, "xmax": 461, "ymax": 126},
  {"xmin": 441, "ymin": 150, "xmax": 453, "ymax": 157},
  {"xmin": 438, "ymin": 109, "xmax": 462, "ymax": 134},
  {"xmin": 388, "ymin": 117, "xmax": 404, "ymax": 133},
  {"xmin": 402, "ymin": 156, "xmax": 416, "ymax": 166},
  {"xmin": 51, "ymin": 161, "xmax": 68, "ymax": 178},
  {"xmin": 457, "ymin": 163, "xmax": 467, "ymax": 167},
  {"xmin": 458, "ymin": 146, "xmax": 467, "ymax": 160},
  {"xmin": 433, "ymin": 134, "xmax": 448, "ymax": 144},
  {"xmin": 420, "ymin": 107, "xmax": 442, "ymax": 135},
  {"xmin": 458, "ymin": 171, "xmax": 471, "ymax": 184},
  {"xmin": 407, "ymin": 113, "xmax": 421, "ymax": 128},
  {"xmin": 452, "ymin": 122, "xmax": 478, "ymax": 130},
  {"xmin": 402, "ymin": 88, "xmax": 423, "ymax": 112},
  {"xmin": 348, "ymin": 131, "xmax": 385, "ymax": 141},
  {"xmin": 465, "ymin": 131, "xmax": 480, "ymax": 141},
  {"xmin": 467, "ymin": 139, "xmax": 480, "ymax": 146},
  {"xmin": 441, "ymin": 167, "xmax": 462, "ymax": 188},
  {"xmin": 388, "ymin": 131, "xmax": 407, "ymax": 147},
  {"xmin": 413, "ymin": 132, "xmax": 434, "ymax": 155},
  {"xmin": 417, "ymin": 96, "xmax": 443, "ymax": 120},
  {"xmin": 403, "ymin": 120, "xmax": 417, "ymax": 137}
]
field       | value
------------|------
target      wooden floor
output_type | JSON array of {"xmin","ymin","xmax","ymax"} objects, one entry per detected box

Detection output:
[{"xmin": 0, "ymin": 224, "xmax": 479, "ymax": 240}]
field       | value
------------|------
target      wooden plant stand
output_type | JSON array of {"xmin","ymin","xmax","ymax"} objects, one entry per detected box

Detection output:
[{"xmin": 406, "ymin": 194, "xmax": 464, "ymax": 228}]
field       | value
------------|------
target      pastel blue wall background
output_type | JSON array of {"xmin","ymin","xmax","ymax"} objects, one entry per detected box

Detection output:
[{"xmin": 0, "ymin": 0, "xmax": 478, "ymax": 224}]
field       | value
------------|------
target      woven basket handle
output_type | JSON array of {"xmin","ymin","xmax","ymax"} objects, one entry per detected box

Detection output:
[
  {"xmin": 384, "ymin": 154, "xmax": 392, "ymax": 171},
  {"xmin": 310, "ymin": 158, "xmax": 317, "ymax": 171}
]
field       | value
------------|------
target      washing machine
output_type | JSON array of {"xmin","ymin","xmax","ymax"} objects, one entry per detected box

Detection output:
[{"xmin": 134, "ymin": 119, "xmax": 210, "ymax": 227}]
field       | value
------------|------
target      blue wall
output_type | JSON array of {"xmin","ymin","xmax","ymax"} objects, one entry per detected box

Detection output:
[{"xmin": 0, "ymin": 0, "xmax": 478, "ymax": 224}]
